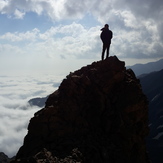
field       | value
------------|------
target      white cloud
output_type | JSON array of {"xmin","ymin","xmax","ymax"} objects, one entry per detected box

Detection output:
[
  {"xmin": 14, "ymin": 8, "xmax": 25, "ymax": 19},
  {"xmin": 0, "ymin": 74, "xmax": 62, "ymax": 157},
  {"xmin": 0, "ymin": 0, "xmax": 163, "ymax": 67},
  {"xmin": 0, "ymin": 22, "xmax": 162, "ymax": 68},
  {"xmin": 0, "ymin": 105, "xmax": 39, "ymax": 157},
  {"xmin": 0, "ymin": 0, "xmax": 7, "ymax": 11},
  {"xmin": 0, "ymin": 0, "xmax": 163, "ymax": 23},
  {"xmin": 0, "ymin": 23, "xmax": 101, "ymax": 60},
  {"xmin": 0, "ymin": 43, "xmax": 24, "ymax": 56},
  {"xmin": 0, "ymin": 28, "xmax": 39, "ymax": 42}
]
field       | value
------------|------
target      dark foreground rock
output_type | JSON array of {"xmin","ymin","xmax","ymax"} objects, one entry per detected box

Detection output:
[
  {"xmin": 0, "ymin": 152, "xmax": 10, "ymax": 163},
  {"xmin": 12, "ymin": 56, "xmax": 149, "ymax": 163},
  {"xmin": 0, "ymin": 152, "xmax": 15, "ymax": 163}
]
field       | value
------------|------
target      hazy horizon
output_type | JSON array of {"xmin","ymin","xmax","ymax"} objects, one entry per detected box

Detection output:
[{"xmin": 1, "ymin": 0, "xmax": 163, "ymax": 76}]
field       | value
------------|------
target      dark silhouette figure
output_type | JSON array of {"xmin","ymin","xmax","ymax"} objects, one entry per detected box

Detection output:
[{"xmin": 100, "ymin": 24, "xmax": 113, "ymax": 60}]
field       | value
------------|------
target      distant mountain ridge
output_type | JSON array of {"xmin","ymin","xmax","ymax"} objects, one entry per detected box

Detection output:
[
  {"xmin": 28, "ymin": 96, "xmax": 48, "ymax": 107},
  {"xmin": 127, "ymin": 58, "xmax": 163, "ymax": 76},
  {"xmin": 139, "ymin": 69, "xmax": 163, "ymax": 163}
]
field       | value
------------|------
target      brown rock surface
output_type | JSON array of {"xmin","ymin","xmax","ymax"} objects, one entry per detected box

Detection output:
[{"xmin": 12, "ymin": 56, "xmax": 149, "ymax": 163}]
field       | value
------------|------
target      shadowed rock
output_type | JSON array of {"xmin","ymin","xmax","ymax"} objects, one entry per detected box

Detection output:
[{"xmin": 12, "ymin": 56, "xmax": 149, "ymax": 163}]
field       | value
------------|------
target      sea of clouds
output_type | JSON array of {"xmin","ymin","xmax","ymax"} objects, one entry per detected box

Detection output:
[{"xmin": 0, "ymin": 73, "xmax": 63, "ymax": 158}]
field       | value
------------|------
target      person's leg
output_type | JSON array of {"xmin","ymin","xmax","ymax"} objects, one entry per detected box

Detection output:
[
  {"xmin": 102, "ymin": 44, "xmax": 107, "ymax": 60},
  {"xmin": 106, "ymin": 44, "xmax": 110, "ymax": 58}
]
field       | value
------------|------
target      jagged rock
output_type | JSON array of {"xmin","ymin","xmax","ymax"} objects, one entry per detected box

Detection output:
[
  {"xmin": 0, "ymin": 152, "xmax": 14, "ymax": 163},
  {"xmin": 0, "ymin": 152, "xmax": 9, "ymax": 163},
  {"xmin": 12, "ymin": 56, "xmax": 149, "ymax": 163}
]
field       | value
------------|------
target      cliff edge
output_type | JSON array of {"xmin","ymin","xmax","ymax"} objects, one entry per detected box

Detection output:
[{"xmin": 12, "ymin": 56, "xmax": 149, "ymax": 163}]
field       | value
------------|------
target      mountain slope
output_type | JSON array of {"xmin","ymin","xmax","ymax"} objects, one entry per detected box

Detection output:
[
  {"xmin": 127, "ymin": 58, "xmax": 163, "ymax": 76},
  {"xmin": 12, "ymin": 56, "xmax": 149, "ymax": 163},
  {"xmin": 139, "ymin": 69, "xmax": 163, "ymax": 163}
]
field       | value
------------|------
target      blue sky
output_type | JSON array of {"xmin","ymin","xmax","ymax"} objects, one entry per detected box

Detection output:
[
  {"xmin": 0, "ymin": 0, "xmax": 163, "ymax": 157},
  {"xmin": 0, "ymin": 0, "xmax": 163, "ymax": 76}
]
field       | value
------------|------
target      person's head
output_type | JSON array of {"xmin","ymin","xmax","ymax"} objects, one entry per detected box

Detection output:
[
  {"xmin": 100, "ymin": 24, "xmax": 109, "ymax": 31},
  {"xmin": 104, "ymin": 24, "xmax": 109, "ymax": 29}
]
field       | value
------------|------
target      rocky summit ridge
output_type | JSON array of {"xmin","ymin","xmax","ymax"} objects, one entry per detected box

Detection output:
[{"xmin": 12, "ymin": 56, "xmax": 149, "ymax": 163}]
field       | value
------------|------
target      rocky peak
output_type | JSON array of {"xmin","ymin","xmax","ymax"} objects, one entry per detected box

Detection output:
[{"xmin": 12, "ymin": 56, "xmax": 149, "ymax": 163}]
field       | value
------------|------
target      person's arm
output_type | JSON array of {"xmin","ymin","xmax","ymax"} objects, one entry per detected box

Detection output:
[
  {"xmin": 110, "ymin": 31, "xmax": 113, "ymax": 39},
  {"xmin": 100, "ymin": 32, "xmax": 104, "ymax": 43}
]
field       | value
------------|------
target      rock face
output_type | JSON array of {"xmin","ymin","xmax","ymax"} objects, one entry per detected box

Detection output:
[{"xmin": 13, "ymin": 56, "xmax": 149, "ymax": 163}]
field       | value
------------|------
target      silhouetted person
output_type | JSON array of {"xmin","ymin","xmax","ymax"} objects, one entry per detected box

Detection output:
[{"xmin": 100, "ymin": 24, "xmax": 113, "ymax": 60}]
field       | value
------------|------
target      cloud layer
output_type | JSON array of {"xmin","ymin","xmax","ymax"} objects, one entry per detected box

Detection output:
[{"xmin": 0, "ymin": 74, "xmax": 62, "ymax": 157}]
